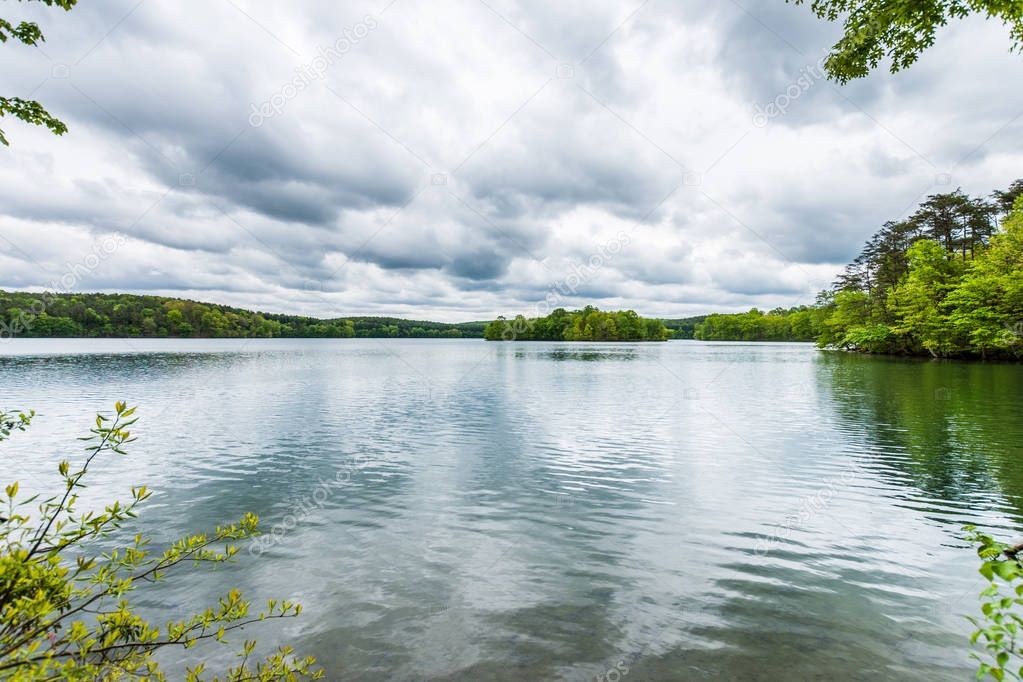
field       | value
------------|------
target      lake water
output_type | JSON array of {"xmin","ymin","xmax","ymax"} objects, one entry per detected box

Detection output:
[{"xmin": 3, "ymin": 338, "xmax": 1023, "ymax": 681}]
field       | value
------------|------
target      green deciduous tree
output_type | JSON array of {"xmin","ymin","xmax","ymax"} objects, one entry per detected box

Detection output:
[
  {"xmin": 811, "ymin": 181, "xmax": 1022, "ymax": 359},
  {"xmin": 892, "ymin": 239, "xmax": 965, "ymax": 355},
  {"xmin": 946, "ymin": 199, "xmax": 1023, "ymax": 358}
]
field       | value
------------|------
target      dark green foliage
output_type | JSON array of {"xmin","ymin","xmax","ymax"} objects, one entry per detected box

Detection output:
[
  {"xmin": 791, "ymin": 0, "xmax": 1023, "ymax": 83},
  {"xmin": 340, "ymin": 317, "xmax": 484, "ymax": 339},
  {"xmin": 0, "ymin": 407, "xmax": 33, "ymax": 442},
  {"xmin": 661, "ymin": 316, "xmax": 707, "ymax": 339},
  {"xmin": 0, "ymin": 291, "xmax": 487, "ymax": 339},
  {"xmin": 994, "ymin": 180, "xmax": 1023, "ymax": 217},
  {"xmin": 0, "ymin": 97, "xmax": 68, "ymax": 145},
  {"xmin": 483, "ymin": 306, "xmax": 668, "ymax": 342},
  {"xmin": 964, "ymin": 525, "xmax": 1023, "ymax": 680},
  {"xmin": 0, "ymin": 0, "xmax": 76, "ymax": 47},
  {"xmin": 0, "ymin": 0, "xmax": 76, "ymax": 145}
]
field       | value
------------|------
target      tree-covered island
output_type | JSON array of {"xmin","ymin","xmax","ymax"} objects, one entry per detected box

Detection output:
[{"xmin": 483, "ymin": 306, "xmax": 669, "ymax": 342}]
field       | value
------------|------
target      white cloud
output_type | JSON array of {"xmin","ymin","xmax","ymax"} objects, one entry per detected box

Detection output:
[{"xmin": 1, "ymin": 0, "xmax": 1022, "ymax": 321}]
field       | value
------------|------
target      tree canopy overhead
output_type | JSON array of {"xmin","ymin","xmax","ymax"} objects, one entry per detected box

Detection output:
[
  {"xmin": 791, "ymin": 0, "xmax": 1023, "ymax": 82},
  {"xmin": 0, "ymin": 0, "xmax": 75, "ymax": 145}
]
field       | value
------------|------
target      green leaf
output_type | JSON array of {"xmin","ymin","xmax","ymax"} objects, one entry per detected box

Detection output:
[{"xmin": 996, "ymin": 562, "xmax": 1020, "ymax": 581}]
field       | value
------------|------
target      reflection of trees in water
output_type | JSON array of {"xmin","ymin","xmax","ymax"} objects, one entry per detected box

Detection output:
[
  {"xmin": 0, "ymin": 351, "xmax": 253, "ymax": 385},
  {"xmin": 512, "ymin": 348, "xmax": 640, "ymax": 362},
  {"xmin": 816, "ymin": 352, "xmax": 1023, "ymax": 518}
]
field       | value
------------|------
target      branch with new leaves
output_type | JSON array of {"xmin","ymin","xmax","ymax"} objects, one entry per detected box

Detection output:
[{"xmin": 0, "ymin": 401, "xmax": 323, "ymax": 681}]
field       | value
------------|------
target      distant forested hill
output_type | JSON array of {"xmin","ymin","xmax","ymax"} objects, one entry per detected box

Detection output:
[{"xmin": 0, "ymin": 291, "xmax": 485, "ymax": 339}]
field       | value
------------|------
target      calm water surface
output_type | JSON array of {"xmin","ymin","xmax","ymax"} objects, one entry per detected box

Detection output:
[{"xmin": 3, "ymin": 338, "xmax": 1023, "ymax": 681}]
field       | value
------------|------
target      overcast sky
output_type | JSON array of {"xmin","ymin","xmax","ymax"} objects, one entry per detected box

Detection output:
[{"xmin": 2, "ymin": 0, "xmax": 1022, "ymax": 321}]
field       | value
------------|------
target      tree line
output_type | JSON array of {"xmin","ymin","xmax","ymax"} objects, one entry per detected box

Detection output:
[
  {"xmin": 484, "ymin": 306, "xmax": 668, "ymax": 341},
  {"xmin": 695, "ymin": 306, "xmax": 820, "ymax": 342},
  {"xmin": 694, "ymin": 180, "xmax": 1023, "ymax": 359},
  {"xmin": 0, "ymin": 291, "xmax": 484, "ymax": 339},
  {"xmin": 5, "ymin": 179, "xmax": 1020, "ymax": 354},
  {"xmin": 661, "ymin": 316, "xmax": 706, "ymax": 339}
]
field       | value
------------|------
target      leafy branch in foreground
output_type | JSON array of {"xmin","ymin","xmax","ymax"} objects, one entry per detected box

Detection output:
[
  {"xmin": 965, "ymin": 525, "xmax": 1023, "ymax": 680},
  {"xmin": 0, "ymin": 0, "xmax": 76, "ymax": 146},
  {"xmin": 790, "ymin": 1, "xmax": 1023, "ymax": 83},
  {"xmin": 0, "ymin": 408, "xmax": 33, "ymax": 443},
  {"xmin": 0, "ymin": 401, "xmax": 322, "ymax": 681}
]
